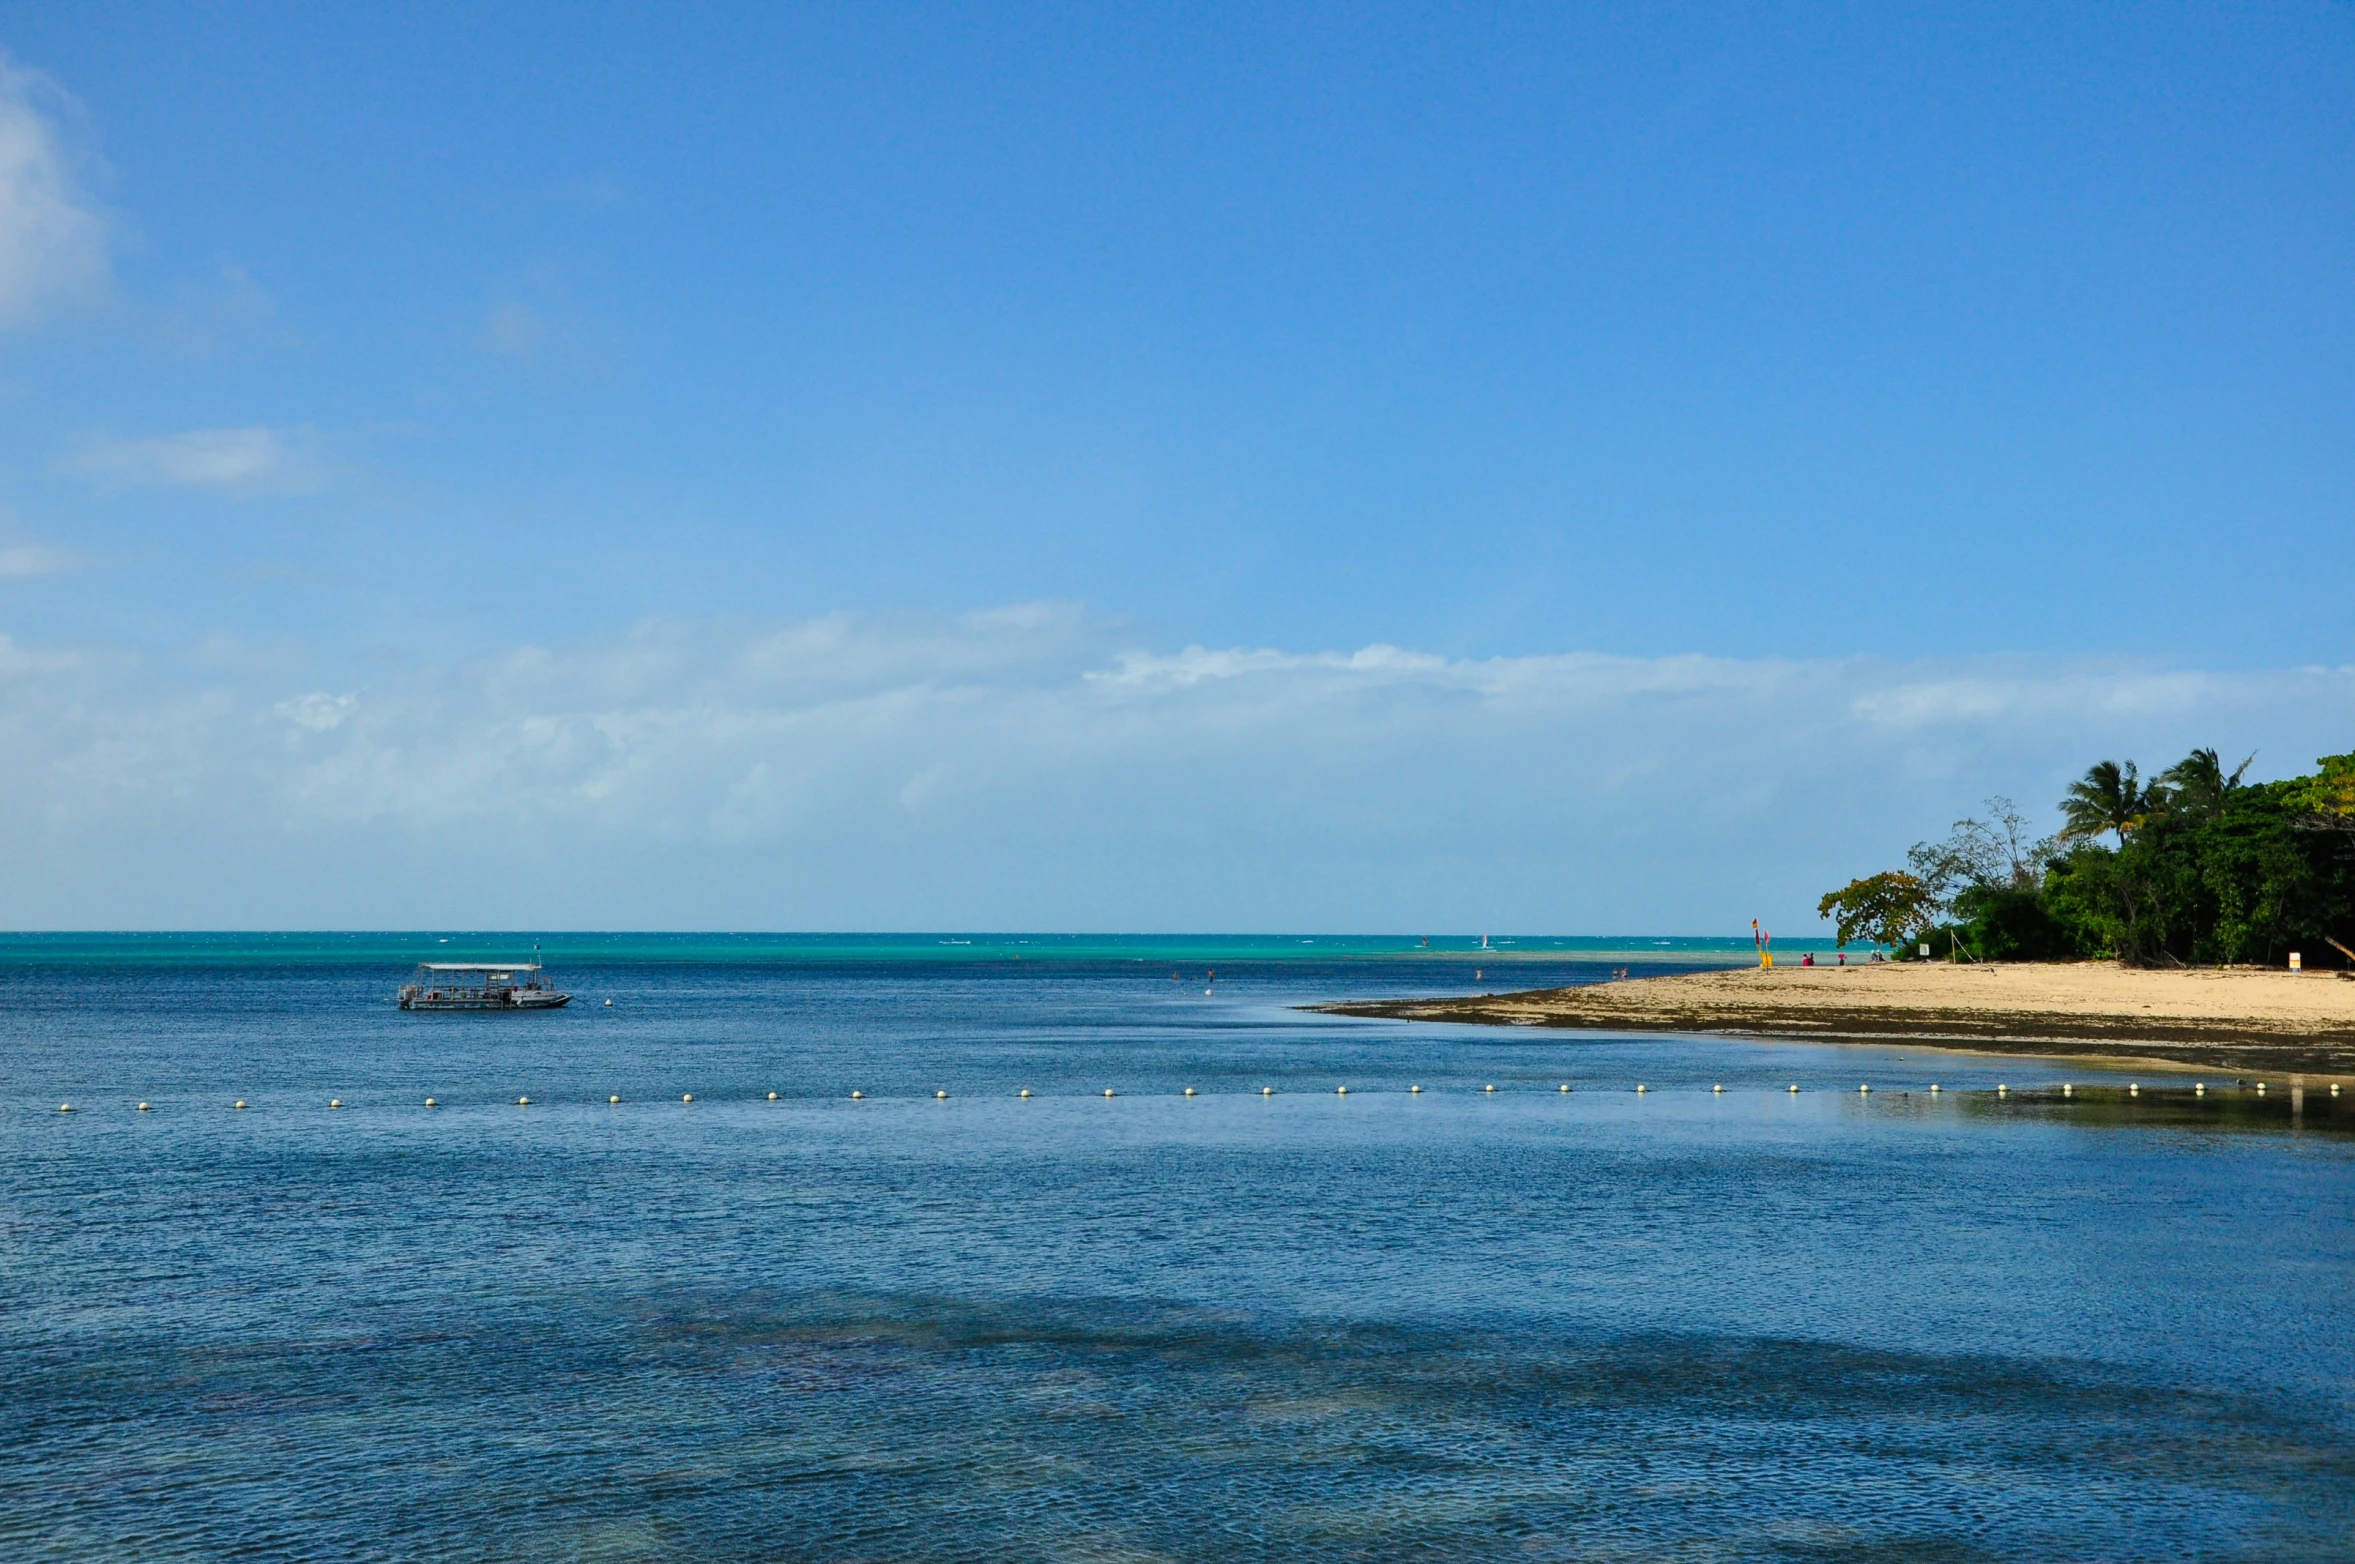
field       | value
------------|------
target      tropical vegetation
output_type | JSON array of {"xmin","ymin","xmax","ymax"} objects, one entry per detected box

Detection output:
[{"xmin": 1819, "ymin": 749, "xmax": 2355, "ymax": 966}]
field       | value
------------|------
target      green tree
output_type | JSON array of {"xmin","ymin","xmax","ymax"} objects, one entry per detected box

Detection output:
[
  {"xmin": 2062, "ymin": 759, "xmax": 2153, "ymax": 848},
  {"xmin": 2284, "ymin": 751, "xmax": 2355, "ymax": 821},
  {"xmin": 2159, "ymin": 747, "xmax": 2254, "ymax": 822},
  {"xmin": 1817, "ymin": 871, "xmax": 1939, "ymax": 952}
]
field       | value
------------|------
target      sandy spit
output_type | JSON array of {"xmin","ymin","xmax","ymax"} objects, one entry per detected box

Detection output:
[{"xmin": 1310, "ymin": 961, "xmax": 2355, "ymax": 1078}]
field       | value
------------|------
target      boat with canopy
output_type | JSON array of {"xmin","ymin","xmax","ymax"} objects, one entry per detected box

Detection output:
[{"xmin": 397, "ymin": 962, "xmax": 571, "ymax": 1011}]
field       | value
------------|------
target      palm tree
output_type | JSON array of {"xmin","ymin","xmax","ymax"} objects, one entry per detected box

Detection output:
[
  {"xmin": 2159, "ymin": 747, "xmax": 2253, "ymax": 820},
  {"xmin": 2061, "ymin": 759, "xmax": 2149, "ymax": 848}
]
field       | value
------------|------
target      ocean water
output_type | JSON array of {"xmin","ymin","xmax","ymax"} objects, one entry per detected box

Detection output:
[{"xmin": 2, "ymin": 936, "xmax": 2350, "ymax": 1562}]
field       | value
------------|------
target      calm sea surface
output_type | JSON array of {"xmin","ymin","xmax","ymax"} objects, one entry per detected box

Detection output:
[{"xmin": 3, "ymin": 935, "xmax": 2350, "ymax": 1561}]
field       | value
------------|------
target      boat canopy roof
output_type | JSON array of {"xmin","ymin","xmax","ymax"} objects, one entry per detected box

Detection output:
[{"xmin": 415, "ymin": 962, "xmax": 542, "ymax": 973}]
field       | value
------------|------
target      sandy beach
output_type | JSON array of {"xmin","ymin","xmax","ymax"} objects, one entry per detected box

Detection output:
[{"xmin": 1315, "ymin": 961, "xmax": 2355, "ymax": 1078}]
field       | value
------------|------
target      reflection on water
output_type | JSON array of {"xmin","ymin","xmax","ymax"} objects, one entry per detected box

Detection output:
[
  {"xmin": 1, "ymin": 948, "xmax": 2350, "ymax": 1561},
  {"xmin": 1968, "ymin": 1082, "xmax": 2354, "ymax": 1136}
]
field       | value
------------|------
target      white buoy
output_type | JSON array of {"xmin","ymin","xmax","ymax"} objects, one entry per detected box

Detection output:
[
  {"xmin": 137, "ymin": 1102, "xmax": 150, "ymax": 1112},
  {"xmin": 1261, "ymin": 1086, "xmax": 1274, "ymax": 1096},
  {"xmin": 425, "ymin": 1098, "xmax": 438, "ymax": 1107},
  {"xmin": 330, "ymin": 1098, "xmax": 344, "ymax": 1109},
  {"xmin": 2334, "ymin": 1084, "xmax": 2342, "ymax": 1097},
  {"xmin": 850, "ymin": 1090, "xmax": 865, "ymax": 1100},
  {"xmin": 767, "ymin": 1091, "xmax": 778, "ymax": 1101},
  {"xmin": 1928, "ymin": 1084, "xmax": 1941, "ymax": 1094},
  {"xmin": 1787, "ymin": 1084, "xmax": 1799, "ymax": 1093},
  {"xmin": 1561, "ymin": 1083, "xmax": 1572, "ymax": 1093},
  {"xmin": 1019, "ymin": 1089, "xmax": 1032, "ymax": 1098},
  {"xmin": 609, "ymin": 1095, "xmax": 621, "ymax": 1104},
  {"xmin": 682, "ymin": 1093, "xmax": 694, "ymax": 1103},
  {"xmin": 1858, "ymin": 1084, "xmax": 1870, "ymax": 1095},
  {"xmin": 2257, "ymin": 1082, "xmax": 2268, "ymax": 1094},
  {"xmin": 1184, "ymin": 1087, "xmax": 1196, "ymax": 1097},
  {"xmin": 2129, "ymin": 1083, "xmax": 2139, "ymax": 1096},
  {"xmin": 1635, "ymin": 1084, "xmax": 1647, "ymax": 1094},
  {"xmin": 1104, "ymin": 1088, "xmax": 1117, "ymax": 1098},
  {"xmin": 1409, "ymin": 1084, "xmax": 1423, "ymax": 1093},
  {"xmin": 1711, "ymin": 1083, "xmax": 1723, "ymax": 1094},
  {"xmin": 604, "ymin": 999, "xmax": 613, "ymax": 1007},
  {"xmin": 2195, "ymin": 1083, "xmax": 2205, "ymax": 1095},
  {"xmin": 937, "ymin": 1090, "xmax": 950, "ymax": 1099},
  {"xmin": 2062, "ymin": 1083, "xmax": 2073, "ymax": 1097},
  {"xmin": 1485, "ymin": 1083, "xmax": 1497, "ymax": 1094},
  {"xmin": 1997, "ymin": 1084, "xmax": 2009, "ymax": 1096},
  {"xmin": 58, "ymin": 1103, "xmax": 71, "ymax": 1113},
  {"xmin": 1336, "ymin": 1085, "xmax": 1348, "ymax": 1096},
  {"xmin": 234, "ymin": 1100, "xmax": 248, "ymax": 1110}
]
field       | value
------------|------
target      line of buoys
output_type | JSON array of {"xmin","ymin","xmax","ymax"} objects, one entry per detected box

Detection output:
[{"xmin": 94, "ymin": 1081, "xmax": 2086, "ymax": 1115}]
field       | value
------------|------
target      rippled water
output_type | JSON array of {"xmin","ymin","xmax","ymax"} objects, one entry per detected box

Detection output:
[{"xmin": 3, "ymin": 941, "xmax": 2350, "ymax": 1560}]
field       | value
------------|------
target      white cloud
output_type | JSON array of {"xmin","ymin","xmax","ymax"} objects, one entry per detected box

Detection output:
[
  {"xmin": 71, "ymin": 426, "xmax": 314, "ymax": 492},
  {"xmin": 274, "ymin": 692, "xmax": 356, "ymax": 731},
  {"xmin": 0, "ymin": 610, "xmax": 2348, "ymax": 930},
  {"xmin": 0, "ymin": 53, "xmax": 107, "ymax": 327},
  {"xmin": 0, "ymin": 535, "xmax": 87, "ymax": 576},
  {"xmin": 481, "ymin": 299, "xmax": 548, "ymax": 359}
]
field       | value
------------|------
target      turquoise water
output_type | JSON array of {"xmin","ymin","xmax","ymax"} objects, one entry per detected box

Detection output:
[
  {"xmin": 2, "ymin": 938, "xmax": 2348, "ymax": 1560},
  {"xmin": 0, "ymin": 930, "xmax": 1815, "ymax": 968}
]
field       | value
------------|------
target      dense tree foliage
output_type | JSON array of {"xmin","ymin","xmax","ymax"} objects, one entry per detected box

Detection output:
[
  {"xmin": 1824, "ymin": 751, "xmax": 2355, "ymax": 966},
  {"xmin": 1816, "ymin": 871, "xmax": 1939, "ymax": 952}
]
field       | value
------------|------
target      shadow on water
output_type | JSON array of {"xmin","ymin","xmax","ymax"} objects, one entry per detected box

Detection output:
[
  {"xmin": 1962, "ymin": 1083, "xmax": 2355, "ymax": 1138},
  {"xmin": 8, "ymin": 1289, "xmax": 2350, "ymax": 1562}
]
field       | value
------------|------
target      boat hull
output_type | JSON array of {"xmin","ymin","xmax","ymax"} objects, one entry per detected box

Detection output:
[{"xmin": 398, "ymin": 991, "xmax": 572, "ymax": 1011}]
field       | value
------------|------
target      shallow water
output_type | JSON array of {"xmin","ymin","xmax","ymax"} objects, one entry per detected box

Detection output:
[{"xmin": 3, "ymin": 941, "xmax": 2350, "ymax": 1560}]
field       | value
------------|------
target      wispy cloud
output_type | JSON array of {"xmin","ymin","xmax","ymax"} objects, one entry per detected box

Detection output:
[
  {"xmin": 480, "ymin": 299, "xmax": 549, "ymax": 360},
  {"xmin": 0, "ymin": 609, "xmax": 2349, "ymax": 929},
  {"xmin": 0, "ymin": 535, "xmax": 89, "ymax": 577},
  {"xmin": 70, "ymin": 426, "xmax": 317, "ymax": 493},
  {"xmin": 0, "ymin": 52, "xmax": 107, "ymax": 328}
]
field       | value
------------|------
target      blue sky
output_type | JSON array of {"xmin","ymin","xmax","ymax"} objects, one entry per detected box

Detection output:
[{"xmin": 0, "ymin": 4, "xmax": 2349, "ymax": 929}]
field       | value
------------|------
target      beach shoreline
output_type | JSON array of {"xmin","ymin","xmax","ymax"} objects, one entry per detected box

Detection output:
[{"xmin": 1310, "ymin": 960, "xmax": 2355, "ymax": 1079}]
